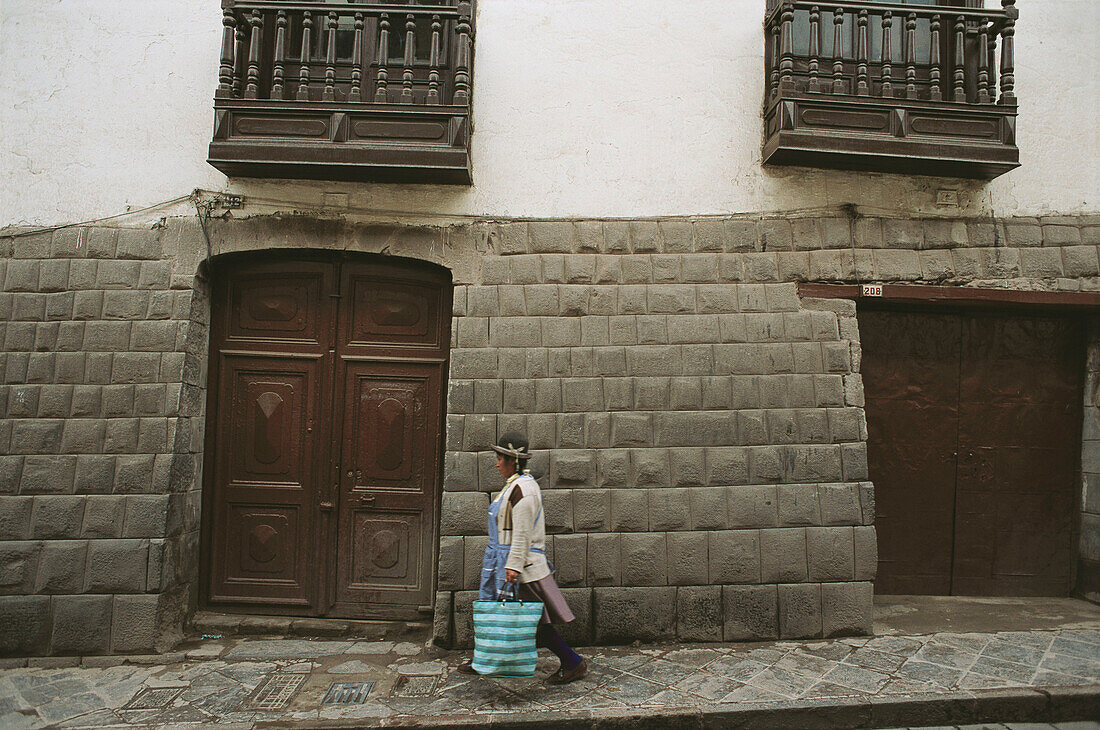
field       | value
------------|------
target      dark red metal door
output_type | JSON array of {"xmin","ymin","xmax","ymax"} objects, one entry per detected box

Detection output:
[
  {"xmin": 205, "ymin": 255, "xmax": 450, "ymax": 618},
  {"xmin": 861, "ymin": 311, "xmax": 961, "ymax": 595},
  {"xmin": 861, "ymin": 309, "xmax": 1082, "ymax": 596},
  {"xmin": 952, "ymin": 315, "xmax": 1081, "ymax": 595}
]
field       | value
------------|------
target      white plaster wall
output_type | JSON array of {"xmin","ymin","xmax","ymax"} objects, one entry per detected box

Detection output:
[{"xmin": 2, "ymin": 0, "xmax": 1097, "ymax": 227}]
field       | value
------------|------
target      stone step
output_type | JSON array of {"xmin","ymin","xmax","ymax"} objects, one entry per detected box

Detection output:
[{"xmin": 189, "ymin": 611, "xmax": 431, "ymax": 642}]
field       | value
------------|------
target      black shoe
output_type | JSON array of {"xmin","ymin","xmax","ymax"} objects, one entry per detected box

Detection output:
[{"xmin": 456, "ymin": 661, "xmax": 479, "ymax": 675}]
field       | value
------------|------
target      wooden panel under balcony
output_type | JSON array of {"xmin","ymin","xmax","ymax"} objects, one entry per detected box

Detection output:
[
  {"xmin": 208, "ymin": 1, "xmax": 473, "ymax": 184},
  {"xmin": 762, "ymin": 1, "xmax": 1019, "ymax": 179}
]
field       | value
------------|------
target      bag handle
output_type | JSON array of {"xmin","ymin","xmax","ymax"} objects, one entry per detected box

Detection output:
[{"xmin": 496, "ymin": 581, "xmax": 523, "ymax": 604}]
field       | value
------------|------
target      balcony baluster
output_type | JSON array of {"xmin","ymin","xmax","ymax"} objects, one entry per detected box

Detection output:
[
  {"xmin": 374, "ymin": 14, "xmax": 390, "ymax": 102},
  {"xmin": 880, "ymin": 11, "xmax": 893, "ymax": 98},
  {"xmin": 244, "ymin": 10, "xmax": 262, "ymax": 99},
  {"xmin": 856, "ymin": 9, "xmax": 869, "ymax": 95},
  {"xmin": 977, "ymin": 16, "xmax": 990, "ymax": 103},
  {"xmin": 349, "ymin": 13, "xmax": 364, "ymax": 102},
  {"xmin": 904, "ymin": 12, "xmax": 916, "ymax": 100},
  {"xmin": 1000, "ymin": 0, "xmax": 1016, "ymax": 103},
  {"xmin": 218, "ymin": 8, "xmax": 236, "ymax": 97},
  {"xmin": 805, "ymin": 5, "xmax": 820, "ymax": 93},
  {"xmin": 427, "ymin": 15, "xmax": 442, "ymax": 104},
  {"xmin": 454, "ymin": 4, "xmax": 471, "ymax": 105},
  {"xmin": 323, "ymin": 12, "xmax": 337, "ymax": 102},
  {"xmin": 832, "ymin": 7, "xmax": 845, "ymax": 94},
  {"xmin": 779, "ymin": 1, "xmax": 795, "ymax": 92},
  {"xmin": 271, "ymin": 10, "xmax": 287, "ymax": 100},
  {"xmin": 401, "ymin": 14, "xmax": 416, "ymax": 103},
  {"xmin": 297, "ymin": 12, "xmax": 312, "ymax": 101},
  {"xmin": 953, "ymin": 15, "xmax": 966, "ymax": 102},
  {"xmin": 929, "ymin": 14, "xmax": 942, "ymax": 101}
]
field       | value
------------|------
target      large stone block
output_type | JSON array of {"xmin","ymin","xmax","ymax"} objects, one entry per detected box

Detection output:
[
  {"xmin": 462, "ymin": 536, "xmax": 489, "ymax": 591},
  {"xmin": 111, "ymin": 594, "xmax": 159, "ymax": 653},
  {"xmin": 51, "ymin": 594, "xmax": 112, "ymax": 655},
  {"xmin": 0, "ymin": 596, "xmax": 51, "ymax": 656},
  {"xmin": 760, "ymin": 528, "xmax": 808, "ymax": 583},
  {"xmin": 621, "ymin": 532, "xmax": 667, "ymax": 586},
  {"xmin": 688, "ymin": 487, "xmax": 727, "ymax": 530},
  {"xmin": 553, "ymin": 534, "xmax": 588, "ymax": 587},
  {"xmin": 432, "ymin": 590, "xmax": 453, "ymax": 647},
  {"xmin": 818, "ymin": 483, "xmax": 861, "ymax": 525},
  {"xmin": 727, "ymin": 485, "xmax": 778, "ymax": 528},
  {"xmin": 708, "ymin": 529, "xmax": 760, "ymax": 584},
  {"xmin": 555, "ymin": 587, "xmax": 594, "ymax": 647},
  {"xmin": 778, "ymin": 583, "xmax": 822, "ymax": 639},
  {"xmin": 451, "ymin": 590, "xmax": 477, "ymax": 648},
  {"xmin": 31, "ymin": 496, "xmax": 85, "ymax": 539},
  {"xmin": 649, "ymin": 488, "xmax": 690, "ymax": 531},
  {"xmin": 85, "ymin": 539, "xmax": 149, "ymax": 593},
  {"xmin": 437, "ymin": 536, "xmax": 464, "ymax": 591},
  {"xmin": 722, "ymin": 584, "xmax": 778, "ymax": 641},
  {"xmin": 706, "ymin": 448, "xmax": 748, "ymax": 486},
  {"xmin": 805, "ymin": 525, "xmax": 853, "ymax": 580},
  {"xmin": 821, "ymin": 581, "xmax": 873, "ymax": 637},
  {"xmin": 676, "ymin": 585, "xmax": 722, "ymax": 642},
  {"xmin": 0, "ymin": 541, "xmax": 41, "ymax": 593},
  {"xmin": 610, "ymin": 488, "xmax": 648, "ymax": 531},
  {"xmin": 0, "ymin": 496, "xmax": 33, "ymax": 539},
  {"xmin": 440, "ymin": 492, "xmax": 489, "ymax": 536},
  {"xmin": 572, "ymin": 489, "xmax": 610, "ymax": 532},
  {"xmin": 670, "ymin": 448, "xmax": 706, "ymax": 488},
  {"xmin": 854, "ymin": 526, "xmax": 878, "ymax": 581},
  {"xmin": 586, "ymin": 533, "xmax": 621, "ymax": 586},
  {"xmin": 667, "ymin": 531, "xmax": 708, "ymax": 586},
  {"xmin": 593, "ymin": 586, "xmax": 676, "ymax": 643},
  {"xmin": 778, "ymin": 484, "xmax": 821, "ymax": 526},
  {"xmin": 34, "ymin": 540, "xmax": 88, "ymax": 593}
]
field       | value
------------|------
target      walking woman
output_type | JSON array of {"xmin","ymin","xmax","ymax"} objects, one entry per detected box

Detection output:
[{"xmin": 458, "ymin": 433, "xmax": 588, "ymax": 684}]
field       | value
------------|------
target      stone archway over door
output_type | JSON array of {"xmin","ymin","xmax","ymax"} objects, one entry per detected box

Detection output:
[{"xmin": 203, "ymin": 254, "xmax": 451, "ymax": 620}]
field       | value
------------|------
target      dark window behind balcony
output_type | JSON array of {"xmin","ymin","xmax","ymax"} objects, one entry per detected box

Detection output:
[
  {"xmin": 208, "ymin": 1, "xmax": 474, "ymax": 184},
  {"xmin": 762, "ymin": 0, "xmax": 1019, "ymax": 179}
]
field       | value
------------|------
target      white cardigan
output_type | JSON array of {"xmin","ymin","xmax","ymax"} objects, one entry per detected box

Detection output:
[{"xmin": 496, "ymin": 473, "xmax": 551, "ymax": 583}]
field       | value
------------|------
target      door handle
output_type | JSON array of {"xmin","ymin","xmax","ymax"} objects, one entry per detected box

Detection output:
[
  {"xmin": 359, "ymin": 495, "xmax": 376, "ymax": 505},
  {"xmin": 319, "ymin": 500, "xmax": 334, "ymax": 512}
]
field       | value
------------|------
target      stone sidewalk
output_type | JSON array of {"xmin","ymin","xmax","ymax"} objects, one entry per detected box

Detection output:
[{"xmin": 1, "ymin": 626, "xmax": 1099, "ymax": 729}]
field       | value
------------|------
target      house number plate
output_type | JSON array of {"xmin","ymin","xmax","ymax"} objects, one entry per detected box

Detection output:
[{"xmin": 861, "ymin": 284, "xmax": 884, "ymax": 297}]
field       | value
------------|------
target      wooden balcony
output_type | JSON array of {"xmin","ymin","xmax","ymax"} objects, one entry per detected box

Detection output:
[
  {"xmin": 762, "ymin": 1, "xmax": 1019, "ymax": 179},
  {"xmin": 208, "ymin": 1, "xmax": 472, "ymax": 184}
]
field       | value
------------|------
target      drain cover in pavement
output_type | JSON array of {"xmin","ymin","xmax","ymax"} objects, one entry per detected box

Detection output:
[
  {"xmin": 321, "ymin": 681, "xmax": 375, "ymax": 705},
  {"xmin": 393, "ymin": 675, "xmax": 437, "ymax": 697},
  {"xmin": 238, "ymin": 673, "xmax": 308, "ymax": 710},
  {"xmin": 123, "ymin": 687, "xmax": 184, "ymax": 710}
]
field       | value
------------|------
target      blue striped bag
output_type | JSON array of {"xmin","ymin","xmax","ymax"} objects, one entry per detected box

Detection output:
[{"xmin": 470, "ymin": 585, "xmax": 544, "ymax": 677}]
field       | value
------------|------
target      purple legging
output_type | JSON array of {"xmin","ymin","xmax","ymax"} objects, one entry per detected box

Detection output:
[{"xmin": 537, "ymin": 624, "xmax": 583, "ymax": 671}]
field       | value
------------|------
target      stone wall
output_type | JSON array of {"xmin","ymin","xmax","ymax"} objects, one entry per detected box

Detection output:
[
  {"xmin": 0, "ymin": 225, "xmax": 205, "ymax": 656},
  {"xmin": 2, "ymin": 211, "xmax": 1098, "ymax": 656},
  {"xmin": 434, "ymin": 213, "xmax": 1100, "ymax": 647}
]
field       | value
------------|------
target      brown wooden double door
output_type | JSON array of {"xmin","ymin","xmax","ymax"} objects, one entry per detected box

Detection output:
[
  {"xmin": 861, "ymin": 309, "xmax": 1083, "ymax": 596},
  {"xmin": 203, "ymin": 254, "xmax": 451, "ymax": 619}
]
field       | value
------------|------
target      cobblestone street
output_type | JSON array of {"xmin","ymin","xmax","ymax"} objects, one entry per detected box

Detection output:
[{"xmin": 1, "ymin": 627, "xmax": 1098, "ymax": 728}]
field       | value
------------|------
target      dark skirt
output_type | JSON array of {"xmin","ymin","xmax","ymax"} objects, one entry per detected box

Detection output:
[{"xmin": 518, "ymin": 573, "xmax": 576, "ymax": 625}]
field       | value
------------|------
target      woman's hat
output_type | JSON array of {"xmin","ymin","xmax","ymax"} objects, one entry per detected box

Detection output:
[{"xmin": 490, "ymin": 432, "xmax": 530, "ymax": 460}]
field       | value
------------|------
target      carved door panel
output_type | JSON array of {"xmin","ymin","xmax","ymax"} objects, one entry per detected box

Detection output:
[
  {"xmin": 206, "ymin": 261, "xmax": 334, "ymax": 608},
  {"xmin": 205, "ymin": 255, "xmax": 450, "ymax": 619},
  {"xmin": 330, "ymin": 261, "xmax": 450, "ymax": 617}
]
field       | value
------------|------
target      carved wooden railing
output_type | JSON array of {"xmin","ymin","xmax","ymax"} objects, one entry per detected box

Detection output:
[
  {"xmin": 762, "ymin": 0, "xmax": 1019, "ymax": 178},
  {"xmin": 208, "ymin": 0, "xmax": 473, "ymax": 183}
]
